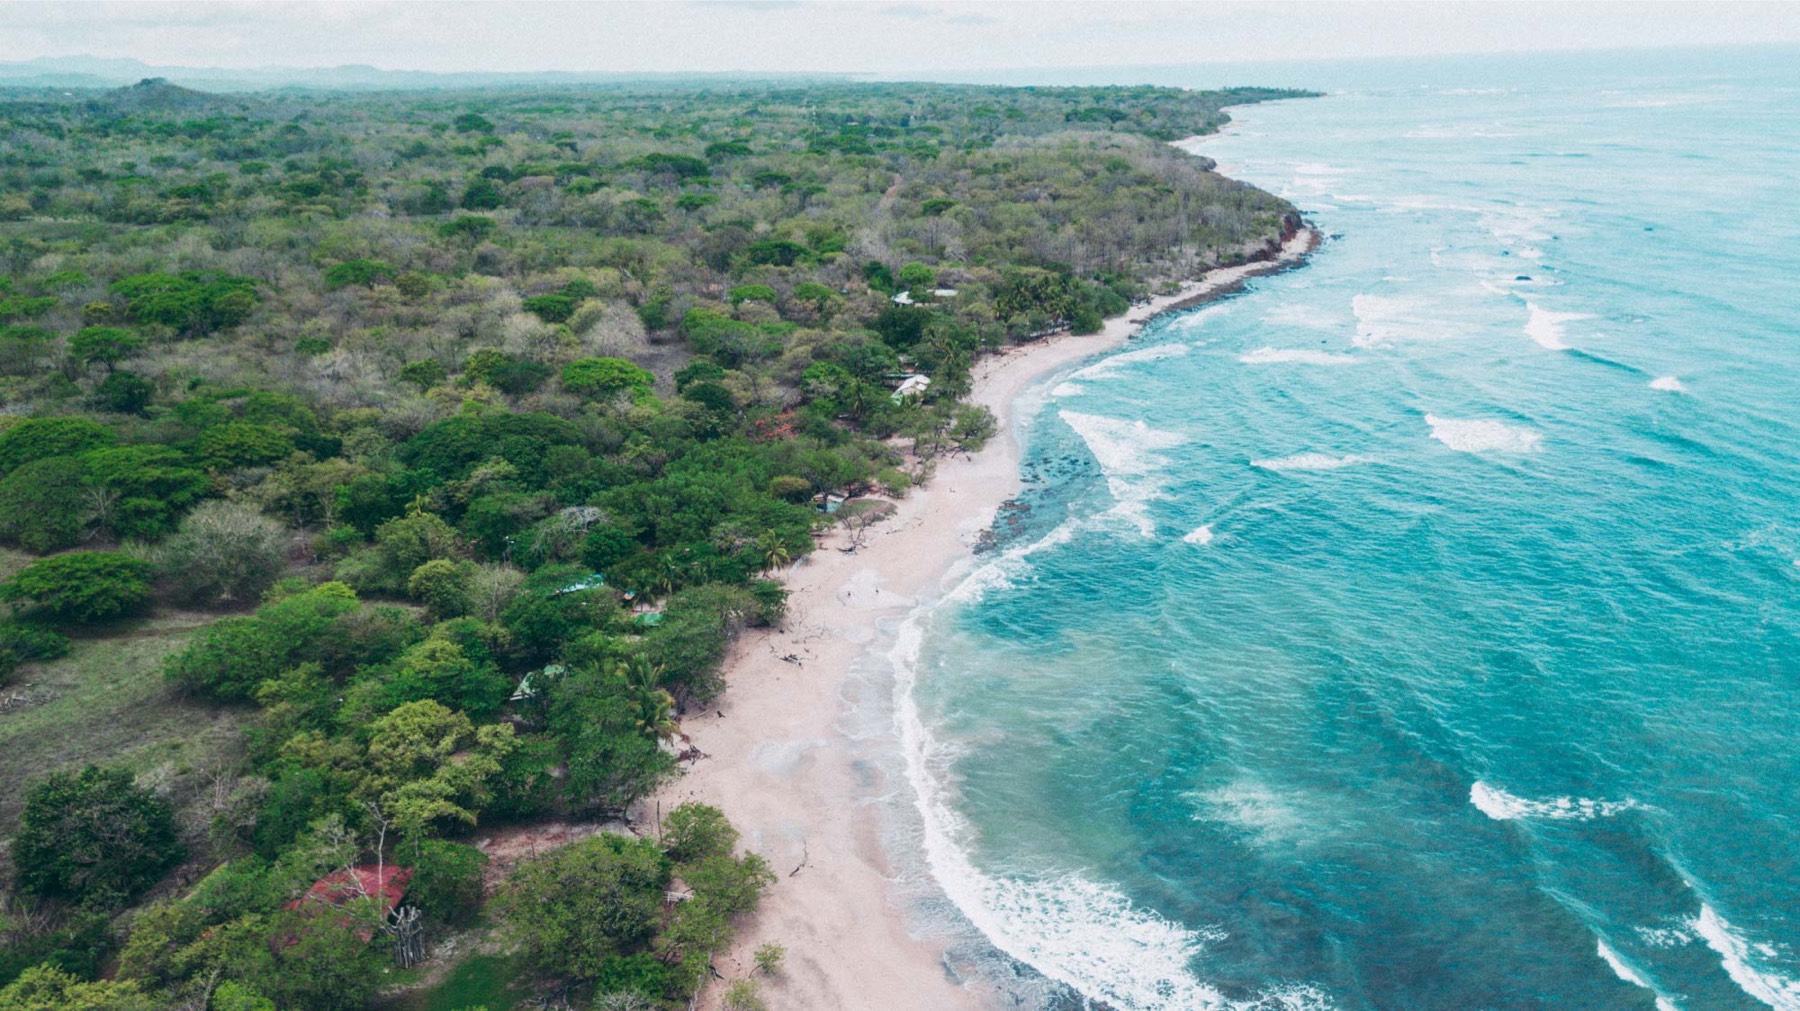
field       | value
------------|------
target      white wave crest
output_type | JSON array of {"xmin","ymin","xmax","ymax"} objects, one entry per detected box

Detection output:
[
  {"xmin": 1650, "ymin": 376, "xmax": 1687, "ymax": 393},
  {"xmin": 1051, "ymin": 382, "xmax": 1085, "ymax": 397},
  {"xmin": 1469, "ymin": 781, "xmax": 1640, "ymax": 821},
  {"xmin": 1252, "ymin": 453, "xmax": 1372, "ymax": 472},
  {"xmin": 1637, "ymin": 924, "xmax": 1698, "ymax": 949},
  {"xmin": 1068, "ymin": 343, "xmax": 1189, "ymax": 383},
  {"xmin": 1239, "ymin": 347, "xmax": 1358, "ymax": 366},
  {"xmin": 1425, "ymin": 415, "xmax": 1543, "ymax": 454},
  {"xmin": 891, "ymin": 610, "xmax": 1335, "ymax": 1011},
  {"xmin": 1524, "ymin": 302, "xmax": 1592, "ymax": 350},
  {"xmin": 1259, "ymin": 302, "xmax": 1343, "ymax": 330},
  {"xmin": 1351, "ymin": 293, "xmax": 1446, "ymax": 347},
  {"xmin": 1183, "ymin": 524, "xmax": 1215, "ymax": 546},
  {"xmin": 1061, "ymin": 411, "xmax": 1185, "ymax": 536},
  {"xmin": 1598, "ymin": 939, "xmax": 1679, "ymax": 1011},
  {"xmin": 942, "ymin": 518, "xmax": 1081, "ymax": 608},
  {"xmin": 1695, "ymin": 904, "xmax": 1800, "ymax": 1010}
]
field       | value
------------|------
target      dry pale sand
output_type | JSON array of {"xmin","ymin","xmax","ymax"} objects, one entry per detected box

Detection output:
[{"xmin": 656, "ymin": 229, "xmax": 1319, "ymax": 1010}]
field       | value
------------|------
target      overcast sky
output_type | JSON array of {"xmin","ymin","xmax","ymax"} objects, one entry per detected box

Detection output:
[{"xmin": 4, "ymin": 1, "xmax": 1797, "ymax": 76}]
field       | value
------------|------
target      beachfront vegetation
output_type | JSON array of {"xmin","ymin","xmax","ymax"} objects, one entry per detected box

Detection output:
[{"xmin": 0, "ymin": 74, "xmax": 1302, "ymax": 1006}]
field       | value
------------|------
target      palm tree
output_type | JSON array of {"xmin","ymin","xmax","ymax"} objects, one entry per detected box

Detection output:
[
  {"xmin": 756, "ymin": 530, "xmax": 793, "ymax": 573},
  {"xmin": 617, "ymin": 656, "xmax": 679, "ymax": 741}
]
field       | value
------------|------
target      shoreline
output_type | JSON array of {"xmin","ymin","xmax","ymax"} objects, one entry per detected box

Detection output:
[{"xmin": 652, "ymin": 226, "xmax": 1320, "ymax": 1010}]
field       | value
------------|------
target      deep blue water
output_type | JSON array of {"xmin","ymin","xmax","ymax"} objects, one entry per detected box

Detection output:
[{"xmin": 901, "ymin": 47, "xmax": 1800, "ymax": 1010}]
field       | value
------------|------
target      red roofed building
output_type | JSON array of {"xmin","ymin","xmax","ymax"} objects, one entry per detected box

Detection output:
[{"xmin": 286, "ymin": 865, "xmax": 413, "ymax": 915}]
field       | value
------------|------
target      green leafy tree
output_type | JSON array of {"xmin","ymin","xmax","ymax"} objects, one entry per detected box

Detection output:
[
  {"xmin": 67, "ymin": 325, "xmax": 144, "ymax": 371},
  {"xmin": 521, "ymin": 292, "xmax": 577, "ymax": 323},
  {"xmin": 403, "ymin": 839, "xmax": 488, "ymax": 927},
  {"xmin": 461, "ymin": 177, "xmax": 504, "ymax": 210},
  {"xmin": 548, "ymin": 664, "xmax": 676, "ymax": 813},
  {"xmin": 1, "ymin": 551, "xmax": 152, "ymax": 623},
  {"xmin": 0, "ymin": 456, "xmax": 91, "ymax": 552},
  {"xmin": 897, "ymin": 261, "xmax": 936, "ymax": 290},
  {"xmin": 0, "ymin": 619, "xmax": 68, "ymax": 683},
  {"xmin": 12, "ymin": 766, "xmax": 184, "ymax": 905},
  {"xmin": 453, "ymin": 112, "xmax": 495, "ymax": 134},
  {"xmin": 0, "ymin": 417, "xmax": 114, "ymax": 473},
  {"xmin": 661, "ymin": 802, "xmax": 739, "ymax": 864},
  {"xmin": 109, "ymin": 271, "xmax": 259, "ymax": 335},
  {"xmin": 241, "ymin": 908, "xmax": 387, "ymax": 1011},
  {"xmin": 322, "ymin": 258, "xmax": 394, "ymax": 290},
  {"xmin": 348, "ymin": 634, "xmax": 510, "ymax": 722},
  {"xmin": 562, "ymin": 356, "xmax": 654, "ymax": 401},
  {"xmin": 406, "ymin": 558, "xmax": 472, "ymax": 620},
  {"xmin": 439, "ymin": 215, "xmax": 497, "ymax": 242},
  {"xmin": 355, "ymin": 699, "xmax": 517, "ymax": 838},
  {"xmin": 81, "ymin": 444, "xmax": 209, "ymax": 540},
  {"xmin": 0, "ymin": 965, "xmax": 157, "ymax": 1010},
  {"xmin": 494, "ymin": 833, "xmax": 671, "ymax": 979},
  {"xmin": 163, "ymin": 582, "xmax": 359, "ymax": 700},
  {"xmin": 92, "ymin": 370, "xmax": 154, "ymax": 414},
  {"xmin": 195, "ymin": 422, "xmax": 296, "ymax": 471},
  {"xmin": 398, "ymin": 358, "xmax": 447, "ymax": 390}
]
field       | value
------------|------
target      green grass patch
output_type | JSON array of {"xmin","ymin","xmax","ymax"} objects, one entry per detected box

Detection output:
[
  {"xmin": 406, "ymin": 952, "xmax": 527, "ymax": 1011},
  {"xmin": 0, "ymin": 608, "xmax": 241, "ymax": 834}
]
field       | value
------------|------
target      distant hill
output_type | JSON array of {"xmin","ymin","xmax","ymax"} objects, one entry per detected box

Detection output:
[
  {"xmin": 0, "ymin": 55, "xmax": 852, "ymax": 93},
  {"xmin": 95, "ymin": 77, "xmax": 224, "ymax": 112}
]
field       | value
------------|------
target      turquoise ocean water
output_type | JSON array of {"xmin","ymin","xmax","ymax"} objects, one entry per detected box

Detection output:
[{"xmin": 900, "ymin": 48, "xmax": 1800, "ymax": 1010}]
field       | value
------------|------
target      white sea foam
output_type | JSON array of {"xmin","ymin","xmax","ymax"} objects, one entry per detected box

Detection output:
[
  {"xmin": 1524, "ymin": 302, "xmax": 1592, "ymax": 350},
  {"xmin": 1479, "ymin": 206, "xmax": 1556, "ymax": 246},
  {"xmin": 1425, "ymin": 415, "xmax": 1543, "ymax": 454},
  {"xmin": 1694, "ymin": 903, "xmax": 1800, "ymax": 1010},
  {"xmin": 1050, "ymin": 382, "xmax": 1085, "ymax": 397},
  {"xmin": 941, "ymin": 518, "xmax": 1082, "ymax": 608},
  {"xmin": 1239, "ymin": 347, "xmax": 1358, "ymax": 366},
  {"xmin": 1351, "ymin": 293, "xmax": 1439, "ymax": 347},
  {"xmin": 893, "ymin": 607, "xmax": 1334, "ymax": 1011},
  {"xmin": 1650, "ymin": 376, "xmax": 1688, "ymax": 393},
  {"xmin": 1179, "ymin": 304, "xmax": 1232, "ymax": 330},
  {"xmin": 1251, "ymin": 453, "xmax": 1372, "ymax": 472},
  {"xmin": 1469, "ymin": 781, "xmax": 1639, "ymax": 820},
  {"xmin": 1598, "ymin": 939, "xmax": 1679, "ymax": 1011},
  {"xmin": 1068, "ymin": 342, "xmax": 1188, "ymax": 383},
  {"xmin": 1637, "ymin": 924, "xmax": 1698, "ymax": 949},
  {"xmin": 1060, "ymin": 411, "xmax": 1185, "ymax": 536},
  {"xmin": 1183, "ymin": 524, "xmax": 1215, "ymax": 546},
  {"xmin": 1260, "ymin": 302, "xmax": 1343, "ymax": 330}
]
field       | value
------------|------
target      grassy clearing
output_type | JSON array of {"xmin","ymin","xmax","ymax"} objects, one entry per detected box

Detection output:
[
  {"xmin": 0, "ymin": 603, "xmax": 242, "ymax": 837},
  {"xmin": 387, "ymin": 952, "xmax": 527, "ymax": 1011}
]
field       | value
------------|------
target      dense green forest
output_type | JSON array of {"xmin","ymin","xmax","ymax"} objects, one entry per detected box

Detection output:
[{"xmin": 0, "ymin": 77, "xmax": 1303, "ymax": 1009}]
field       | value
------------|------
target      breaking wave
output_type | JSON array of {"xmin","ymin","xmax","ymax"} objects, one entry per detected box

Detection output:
[
  {"xmin": 1470, "ymin": 781, "xmax": 1641, "ymax": 821},
  {"xmin": 1597, "ymin": 939, "xmax": 1679, "ymax": 1011},
  {"xmin": 1524, "ymin": 302, "xmax": 1592, "ymax": 350},
  {"xmin": 1060, "ymin": 410, "xmax": 1185, "ymax": 536},
  {"xmin": 1694, "ymin": 903, "xmax": 1800, "ymax": 1010},
  {"xmin": 1239, "ymin": 347, "xmax": 1358, "ymax": 366},
  {"xmin": 1425, "ymin": 414, "xmax": 1543, "ymax": 454},
  {"xmin": 1251, "ymin": 453, "xmax": 1372, "ymax": 472}
]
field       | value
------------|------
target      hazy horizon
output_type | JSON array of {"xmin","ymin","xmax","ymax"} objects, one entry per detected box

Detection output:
[{"xmin": 4, "ymin": 1, "xmax": 1798, "ymax": 80}]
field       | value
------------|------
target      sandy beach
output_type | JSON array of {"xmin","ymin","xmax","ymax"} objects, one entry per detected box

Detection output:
[{"xmin": 656, "ymin": 227, "xmax": 1319, "ymax": 1010}]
